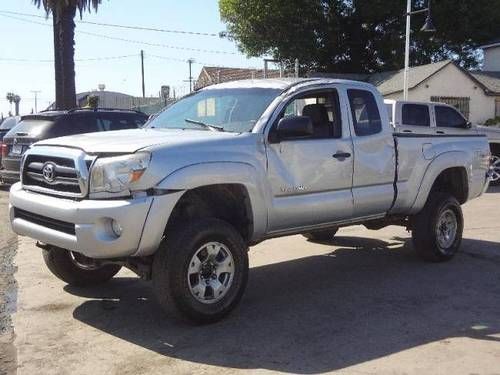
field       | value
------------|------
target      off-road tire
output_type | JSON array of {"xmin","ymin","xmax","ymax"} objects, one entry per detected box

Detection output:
[
  {"xmin": 303, "ymin": 228, "xmax": 339, "ymax": 242},
  {"xmin": 42, "ymin": 247, "xmax": 122, "ymax": 287},
  {"xmin": 152, "ymin": 218, "xmax": 249, "ymax": 324},
  {"xmin": 411, "ymin": 193, "xmax": 463, "ymax": 262}
]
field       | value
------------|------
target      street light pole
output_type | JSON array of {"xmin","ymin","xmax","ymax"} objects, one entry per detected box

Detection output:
[
  {"xmin": 31, "ymin": 90, "xmax": 41, "ymax": 113},
  {"xmin": 403, "ymin": 0, "xmax": 412, "ymax": 100},
  {"xmin": 403, "ymin": 0, "xmax": 436, "ymax": 100}
]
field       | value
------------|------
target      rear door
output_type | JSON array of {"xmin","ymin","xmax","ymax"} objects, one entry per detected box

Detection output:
[
  {"xmin": 62, "ymin": 113, "xmax": 100, "ymax": 136},
  {"xmin": 347, "ymin": 88, "xmax": 396, "ymax": 218},
  {"xmin": 266, "ymin": 87, "xmax": 354, "ymax": 232}
]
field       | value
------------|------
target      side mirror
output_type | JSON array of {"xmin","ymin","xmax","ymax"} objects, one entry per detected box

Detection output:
[
  {"xmin": 276, "ymin": 116, "xmax": 313, "ymax": 140},
  {"xmin": 465, "ymin": 121, "xmax": 472, "ymax": 129}
]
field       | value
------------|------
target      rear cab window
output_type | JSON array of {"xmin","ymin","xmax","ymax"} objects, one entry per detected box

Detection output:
[
  {"xmin": 402, "ymin": 104, "xmax": 430, "ymax": 126},
  {"xmin": 347, "ymin": 89, "xmax": 382, "ymax": 136}
]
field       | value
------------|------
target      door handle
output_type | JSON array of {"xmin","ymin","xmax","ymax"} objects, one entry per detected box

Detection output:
[
  {"xmin": 436, "ymin": 130, "xmax": 445, "ymax": 134},
  {"xmin": 332, "ymin": 152, "xmax": 351, "ymax": 160}
]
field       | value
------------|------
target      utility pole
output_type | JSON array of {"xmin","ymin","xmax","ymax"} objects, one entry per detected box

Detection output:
[
  {"xmin": 141, "ymin": 50, "xmax": 145, "ymax": 98},
  {"xmin": 403, "ymin": 0, "xmax": 436, "ymax": 100},
  {"xmin": 187, "ymin": 58, "xmax": 195, "ymax": 92},
  {"xmin": 31, "ymin": 90, "xmax": 41, "ymax": 113}
]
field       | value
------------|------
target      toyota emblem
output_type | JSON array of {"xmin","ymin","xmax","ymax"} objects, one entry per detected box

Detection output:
[{"xmin": 42, "ymin": 162, "xmax": 56, "ymax": 183}]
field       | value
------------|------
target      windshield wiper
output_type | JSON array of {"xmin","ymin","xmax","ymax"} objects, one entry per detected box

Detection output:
[{"xmin": 184, "ymin": 118, "xmax": 224, "ymax": 132}]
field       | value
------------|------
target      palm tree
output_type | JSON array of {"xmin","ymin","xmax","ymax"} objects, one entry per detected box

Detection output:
[
  {"xmin": 32, "ymin": 1, "xmax": 102, "ymax": 110},
  {"xmin": 6, "ymin": 92, "xmax": 15, "ymax": 114}
]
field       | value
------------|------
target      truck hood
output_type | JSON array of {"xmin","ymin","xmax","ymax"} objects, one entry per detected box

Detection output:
[{"xmin": 34, "ymin": 128, "xmax": 240, "ymax": 154}]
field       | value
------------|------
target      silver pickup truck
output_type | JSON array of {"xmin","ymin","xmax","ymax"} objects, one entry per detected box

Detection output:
[{"xmin": 9, "ymin": 78, "xmax": 491, "ymax": 323}]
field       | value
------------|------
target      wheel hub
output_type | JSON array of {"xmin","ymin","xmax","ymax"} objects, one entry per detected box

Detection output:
[
  {"xmin": 490, "ymin": 155, "xmax": 500, "ymax": 183},
  {"xmin": 436, "ymin": 209, "xmax": 458, "ymax": 250},
  {"xmin": 187, "ymin": 242, "xmax": 235, "ymax": 304}
]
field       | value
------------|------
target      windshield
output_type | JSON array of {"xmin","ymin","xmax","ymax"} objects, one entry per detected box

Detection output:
[
  {"xmin": 147, "ymin": 88, "xmax": 281, "ymax": 133},
  {"xmin": 0, "ymin": 117, "xmax": 19, "ymax": 130}
]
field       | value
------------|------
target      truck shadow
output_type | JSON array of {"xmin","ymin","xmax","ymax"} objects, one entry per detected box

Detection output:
[{"xmin": 69, "ymin": 236, "xmax": 500, "ymax": 374}]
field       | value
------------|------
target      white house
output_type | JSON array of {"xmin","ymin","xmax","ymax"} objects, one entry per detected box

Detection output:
[{"xmin": 314, "ymin": 40, "xmax": 500, "ymax": 124}]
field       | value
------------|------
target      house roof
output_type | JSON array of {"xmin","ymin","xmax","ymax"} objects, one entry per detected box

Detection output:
[
  {"xmin": 196, "ymin": 66, "xmax": 283, "ymax": 89},
  {"xmin": 311, "ymin": 60, "xmax": 453, "ymax": 95},
  {"xmin": 367, "ymin": 60, "xmax": 452, "ymax": 95},
  {"xmin": 469, "ymin": 71, "xmax": 500, "ymax": 94}
]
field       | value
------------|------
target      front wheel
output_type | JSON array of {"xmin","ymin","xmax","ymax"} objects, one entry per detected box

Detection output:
[
  {"xmin": 411, "ymin": 193, "xmax": 463, "ymax": 262},
  {"xmin": 42, "ymin": 247, "xmax": 122, "ymax": 286},
  {"xmin": 152, "ymin": 218, "xmax": 249, "ymax": 324},
  {"xmin": 490, "ymin": 154, "xmax": 500, "ymax": 186}
]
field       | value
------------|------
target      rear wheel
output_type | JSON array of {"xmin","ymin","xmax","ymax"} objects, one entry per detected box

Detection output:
[
  {"xmin": 152, "ymin": 218, "xmax": 249, "ymax": 324},
  {"xmin": 303, "ymin": 228, "xmax": 338, "ymax": 242},
  {"xmin": 411, "ymin": 193, "xmax": 463, "ymax": 262},
  {"xmin": 490, "ymin": 154, "xmax": 500, "ymax": 186},
  {"xmin": 42, "ymin": 247, "xmax": 122, "ymax": 286}
]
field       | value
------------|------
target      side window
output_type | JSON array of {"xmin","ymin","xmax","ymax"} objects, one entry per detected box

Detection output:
[
  {"xmin": 347, "ymin": 89, "xmax": 382, "ymax": 136},
  {"xmin": 402, "ymin": 104, "xmax": 430, "ymax": 126},
  {"xmin": 65, "ymin": 115, "xmax": 100, "ymax": 135},
  {"xmin": 98, "ymin": 115, "xmax": 141, "ymax": 131},
  {"xmin": 435, "ymin": 106, "xmax": 467, "ymax": 128},
  {"xmin": 278, "ymin": 90, "xmax": 342, "ymax": 139}
]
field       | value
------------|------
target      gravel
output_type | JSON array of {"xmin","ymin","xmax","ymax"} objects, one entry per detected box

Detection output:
[{"xmin": 0, "ymin": 186, "xmax": 17, "ymax": 375}]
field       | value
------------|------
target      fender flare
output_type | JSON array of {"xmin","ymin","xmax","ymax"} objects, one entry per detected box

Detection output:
[
  {"xmin": 156, "ymin": 161, "xmax": 271, "ymax": 240},
  {"xmin": 409, "ymin": 151, "xmax": 470, "ymax": 214}
]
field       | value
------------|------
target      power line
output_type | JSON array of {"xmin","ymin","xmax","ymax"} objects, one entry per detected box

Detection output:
[
  {"xmin": 0, "ymin": 54, "xmax": 138, "ymax": 63},
  {"xmin": 0, "ymin": 10, "xmax": 221, "ymax": 37},
  {"xmin": 0, "ymin": 13, "xmax": 237, "ymax": 55}
]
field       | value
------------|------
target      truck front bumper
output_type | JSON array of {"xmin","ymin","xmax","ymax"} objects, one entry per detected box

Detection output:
[{"xmin": 9, "ymin": 183, "xmax": 183, "ymax": 259}]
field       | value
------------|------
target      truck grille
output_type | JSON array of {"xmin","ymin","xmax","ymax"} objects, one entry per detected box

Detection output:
[{"xmin": 22, "ymin": 154, "xmax": 83, "ymax": 196}]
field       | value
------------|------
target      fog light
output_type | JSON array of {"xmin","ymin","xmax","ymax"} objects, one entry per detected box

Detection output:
[{"xmin": 111, "ymin": 219, "xmax": 123, "ymax": 237}]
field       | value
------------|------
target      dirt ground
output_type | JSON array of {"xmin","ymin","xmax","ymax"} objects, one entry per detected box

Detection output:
[
  {"xmin": 1, "ymin": 186, "xmax": 500, "ymax": 374},
  {"xmin": 0, "ymin": 186, "xmax": 17, "ymax": 375}
]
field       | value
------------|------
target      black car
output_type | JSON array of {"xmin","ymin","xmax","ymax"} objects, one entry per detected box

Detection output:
[{"xmin": 0, "ymin": 109, "xmax": 148, "ymax": 184}]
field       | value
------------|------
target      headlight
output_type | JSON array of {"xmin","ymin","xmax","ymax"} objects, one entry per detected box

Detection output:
[{"xmin": 90, "ymin": 152, "xmax": 151, "ymax": 196}]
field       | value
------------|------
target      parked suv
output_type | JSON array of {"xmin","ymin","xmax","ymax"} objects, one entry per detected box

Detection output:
[{"xmin": 0, "ymin": 109, "xmax": 148, "ymax": 184}]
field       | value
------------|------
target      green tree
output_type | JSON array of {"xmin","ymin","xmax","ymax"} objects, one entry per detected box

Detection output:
[
  {"xmin": 32, "ymin": 0, "xmax": 102, "ymax": 110},
  {"xmin": 219, "ymin": 0, "xmax": 500, "ymax": 74}
]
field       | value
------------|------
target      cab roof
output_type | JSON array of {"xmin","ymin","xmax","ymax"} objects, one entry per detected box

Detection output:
[{"xmin": 199, "ymin": 77, "xmax": 377, "ymax": 92}]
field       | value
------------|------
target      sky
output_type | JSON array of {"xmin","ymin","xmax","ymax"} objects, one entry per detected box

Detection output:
[{"xmin": 0, "ymin": 0, "xmax": 267, "ymax": 116}]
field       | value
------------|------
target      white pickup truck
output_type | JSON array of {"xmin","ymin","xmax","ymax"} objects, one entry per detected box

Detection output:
[
  {"xmin": 385, "ymin": 99, "xmax": 500, "ymax": 185},
  {"xmin": 10, "ymin": 78, "xmax": 492, "ymax": 323}
]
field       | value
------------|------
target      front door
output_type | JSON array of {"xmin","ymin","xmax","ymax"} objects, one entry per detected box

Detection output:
[{"xmin": 266, "ymin": 88, "xmax": 354, "ymax": 232}]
